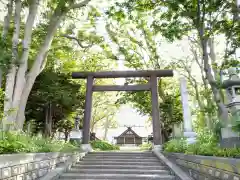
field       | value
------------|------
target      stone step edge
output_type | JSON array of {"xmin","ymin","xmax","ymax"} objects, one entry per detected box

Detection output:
[
  {"xmin": 61, "ymin": 173, "xmax": 175, "ymax": 178},
  {"xmin": 69, "ymin": 168, "xmax": 170, "ymax": 173},
  {"xmin": 84, "ymin": 157, "xmax": 157, "ymax": 158},
  {"xmin": 59, "ymin": 179, "xmax": 174, "ymax": 180},
  {"xmin": 89, "ymin": 152, "xmax": 152, "ymax": 153},
  {"xmin": 83, "ymin": 158, "xmax": 160, "ymax": 162},
  {"xmin": 78, "ymin": 162, "xmax": 163, "ymax": 165},
  {"xmin": 73, "ymin": 164, "xmax": 166, "ymax": 168}
]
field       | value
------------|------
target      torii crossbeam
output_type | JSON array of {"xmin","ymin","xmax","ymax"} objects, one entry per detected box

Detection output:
[{"xmin": 72, "ymin": 70, "xmax": 174, "ymax": 150}]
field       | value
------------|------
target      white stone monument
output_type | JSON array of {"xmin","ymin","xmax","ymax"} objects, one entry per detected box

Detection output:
[{"xmin": 179, "ymin": 77, "xmax": 196, "ymax": 144}]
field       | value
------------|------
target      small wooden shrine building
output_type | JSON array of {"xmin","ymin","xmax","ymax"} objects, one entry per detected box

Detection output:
[{"xmin": 114, "ymin": 127, "xmax": 143, "ymax": 145}]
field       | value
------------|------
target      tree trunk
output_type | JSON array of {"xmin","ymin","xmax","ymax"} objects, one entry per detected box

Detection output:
[
  {"xmin": 0, "ymin": 70, "xmax": 2, "ymax": 89},
  {"xmin": 103, "ymin": 118, "xmax": 109, "ymax": 140},
  {"xmin": 15, "ymin": 8, "xmax": 67, "ymax": 129},
  {"xmin": 2, "ymin": 0, "xmax": 13, "ymax": 41},
  {"xmin": 44, "ymin": 102, "xmax": 52, "ymax": 138},
  {"xmin": 161, "ymin": 129, "xmax": 169, "ymax": 143},
  {"xmin": 3, "ymin": 0, "xmax": 21, "ymax": 130},
  {"xmin": 202, "ymin": 38, "xmax": 228, "ymax": 122},
  {"xmin": 196, "ymin": 0, "xmax": 228, "ymax": 122},
  {"xmin": 3, "ymin": 0, "xmax": 91, "ymax": 130},
  {"xmin": 0, "ymin": 0, "xmax": 13, "ymax": 89},
  {"xmin": 64, "ymin": 131, "xmax": 69, "ymax": 142},
  {"xmin": 11, "ymin": 0, "xmax": 39, "ymax": 129}
]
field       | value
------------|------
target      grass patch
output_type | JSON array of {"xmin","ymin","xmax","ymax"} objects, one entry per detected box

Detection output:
[
  {"xmin": 0, "ymin": 131, "xmax": 79, "ymax": 154},
  {"xmin": 164, "ymin": 130, "xmax": 240, "ymax": 158},
  {"xmin": 139, "ymin": 143, "xmax": 153, "ymax": 151},
  {"xmin": 90, "ymin": 140, "xmax": 120, "ymax": 151}
]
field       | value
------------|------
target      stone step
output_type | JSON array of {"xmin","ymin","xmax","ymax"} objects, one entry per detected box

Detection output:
[
  {"xmin": 68, "ymin": 168, "xmax": 170, "ymax": 175},
  {"xmin": 78, "ymin": 161, "xmax": 163, "ymax": 166},
  {"xmin": 84, "ymin": 156, "xmax": 156, "ymax": 160},
  {"xmin": 59, "ymin": 151, "xmax": 174, "ymax": 180},
  {"xmin": 60, "ymin": 173, "xmax": 175, "ymax": 180},
  {"xmin": 72, "ymin": 164, "xmax": 166, "ymax": 170},
  {"xmin": 88, "ymin": 152, "xmax": 152, "ymax": 156},
  {"xmin": 82, "ymin": 158, "xmax": 160, "ymax": 162}
]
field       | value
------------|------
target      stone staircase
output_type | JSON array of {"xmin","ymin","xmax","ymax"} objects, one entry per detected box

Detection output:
[{"xmin": 59, "ymin": 151, "xmax": 175, "ymax": 180}]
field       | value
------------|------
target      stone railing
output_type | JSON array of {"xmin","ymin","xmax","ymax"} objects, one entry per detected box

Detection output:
[
  {"xmin": 165, "ymin": 153, "xmax": 240, "ymax": 180},
  {"xmin": 0, "ymin": 151, "xmax": 86, "ymax": 180},
  {"xmin": 153, "ymin": 150, "xmax": 193, "ymax": 180}
]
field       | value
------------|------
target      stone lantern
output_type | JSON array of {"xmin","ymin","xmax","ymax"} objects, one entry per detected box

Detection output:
[
  {"xmin": 221, "ymin": 67, "xmax": 240, "ymax": 147},
  {"xmin": 69, "ymin": 115, "xmax": 82, "ymax": 144},
  {"xmin": 74, "ymin": 115, "xmax": 80, "ymax": 130}
]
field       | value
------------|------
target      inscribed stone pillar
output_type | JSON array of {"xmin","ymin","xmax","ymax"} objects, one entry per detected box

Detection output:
[
  {"xmin": 150, "ymin": 75, "xmax": 162, "ymax": 147},
  {"xmin": 179, "ymin": 77, "xmax": 196, "ymax": 143},
  {"xmin": 82, "ymin": 76, "xmax": 93, "ymax": 147}
]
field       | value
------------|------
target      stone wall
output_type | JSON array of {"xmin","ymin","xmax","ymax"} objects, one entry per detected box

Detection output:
[
  {"xmin": 165, "ymin": 153, "xmax": 240, "ymax": 180},
  {"xmin": 0, "ymin": 151, "xmax": 85, "ymax": 180}
]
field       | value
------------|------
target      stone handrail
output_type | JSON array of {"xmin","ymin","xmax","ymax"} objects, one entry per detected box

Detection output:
[
  {"xmin": 153, "ymin": 150, "xmax": 194, "ymax": 180},
  {"xmin": 165, "ymin": 153, "xmax": 240, "ymax": 180},
  {"xmin": 0, "ymin": 151, "xmax": 86, "ymax": 179}
]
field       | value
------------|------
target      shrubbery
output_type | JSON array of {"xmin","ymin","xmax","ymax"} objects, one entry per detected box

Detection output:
[
  {"xmin": 164, "ymin": 130, "xmax": 240, "ymax": 158},
  {"xmin": 139, "ymin": 143, "xmax": 153, "ymax": 150},
  {"xmin": 0, "ymin": 132, "xmax": 78, "ymax": 154},
  {"xmin": 90, "ymin": 140, "xmax": 120, "ymax": 151}
]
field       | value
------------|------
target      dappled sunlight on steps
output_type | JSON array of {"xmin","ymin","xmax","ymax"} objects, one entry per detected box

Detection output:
[{"xmin": 59, "ymin": 151, "xmax": 175, "ymax": 180}]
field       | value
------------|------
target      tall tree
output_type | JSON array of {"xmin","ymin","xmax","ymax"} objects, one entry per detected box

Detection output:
[
  {"xmin": 108, "ymin": 0, "xmax": 240, "ymax": 122},
  {"xmin": 106, "ymin": 15, "xmax": 183, "ymax": 141},
  {"xmin": 2, "ymin": 0, "xmax": 92, "ymax": 130},
  {"xmin": 90, "ymin": 91, "xmax": 119, "ymax": 133}
]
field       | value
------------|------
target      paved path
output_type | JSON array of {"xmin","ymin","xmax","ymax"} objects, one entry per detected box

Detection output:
[{"xmin": 119, "ymin": 146, "xmax": 142, "ymax": 151}]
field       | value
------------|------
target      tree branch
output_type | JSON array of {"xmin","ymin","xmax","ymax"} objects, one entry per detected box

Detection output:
[
  {"xmin": 70, "ymin": 0, "xmax": 91, "ymax": 9},
  {"xmin": 12, "ymin": 0, "xmax": 21, "ymax": 64},
  {"xmin": 2, "ymin": 0, "xmax": 13, "ymax": 41},
  {"xmin": 62, "ymin": 34, "xmax": 93, "ymax": 49}
]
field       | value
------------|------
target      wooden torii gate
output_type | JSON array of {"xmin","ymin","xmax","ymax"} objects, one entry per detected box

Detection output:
[{"xmin": 72, "ymin": 70, "xmax": 174, "ymax": 147}]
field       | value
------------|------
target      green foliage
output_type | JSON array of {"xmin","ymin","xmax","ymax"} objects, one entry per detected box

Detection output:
[
  {"xmin": 111, "ymin": 0, "xmax": 239, "ymax": 58},
  {"xmin": 91, "ymin": 92, "xmax": 119, "ymax": 132},
  {"xmin": 0, "ymin": 39, "xmax": 11, "ymax": 69},
  {"xmin": 117, "ymin": 80, "xmax": 183, "ymax": 140},
  {"xmin": 56, "ymin": 119, "xmax": 75, "ymax": 134},
  {"xmin": 25, "ymin": 70, "xmax": 84, "ymax": 134},
  {"xmin": 106, "ymin": 9, "xmax": 183, "ymax": 141},
  {"xmin": 164, "ymin": 130, "xmax": 240, "ymax": 157},
  {"xmin": 0, "ymin": 132, "xmax": 78, "ymax": 154},
  {"xmin": 139, "ymin": 143, "xmax": 153, "ymax": 151},
  {"xmin": 0, "ymin": 88, "xmax": 4, "ymax": 115},
  {"xmin": 164, "ymin": 138, "xmax": 187, "ymax": 153},
  {"xmin": 231, "ymin": 114, "xmax": 240, "ymax": 133},
  {"xmin": 90, "ymin": 140, "xmax": 120, "ymax": 151}
]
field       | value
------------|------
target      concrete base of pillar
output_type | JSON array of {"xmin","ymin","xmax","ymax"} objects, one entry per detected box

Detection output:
[
  {"xmin": 184, "ymin": 131, "xmax": 197, "ymax": 144},
  {"xmin": 80, "ymin": 144, "xmax": 93, "ymax": 152},
  {"xmin": 152, "ymin": 145, "xmax": 163, "ymax": 152},
  {"xmin": 220, "ymin": 127, "xmax": 240, "ymax": 148}
]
